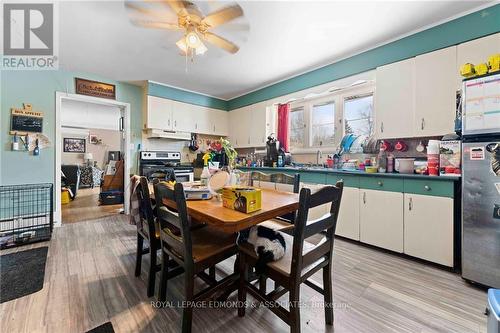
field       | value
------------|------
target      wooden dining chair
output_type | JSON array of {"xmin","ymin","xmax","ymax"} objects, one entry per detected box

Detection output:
[
  {"xmin": 135, "ymin": 176, "xmax": 162, "ymax": 297},
  {"xmin": 249, "ymin": 171, "xmax": 300, "ymax": 231},
  {"xmin": 237, "ymin": 181, "xmax": 344, "ymax": 333},
  {"xmin": 155, "ymin": 182, "xmax": 238, "ymax": 333}
]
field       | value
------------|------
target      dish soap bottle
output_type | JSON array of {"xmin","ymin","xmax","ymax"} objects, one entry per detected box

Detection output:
[
  {"xmin": 377, "ymin": 141, "xmax": 387, "ymax": 173},
  {"xmin": 200, "ymin": 152, "xmax": 211, "ymax": 186}
]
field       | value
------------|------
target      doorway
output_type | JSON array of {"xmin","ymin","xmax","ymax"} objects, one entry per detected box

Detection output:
[{"xmin": 55, "ymin": 92, "xmax": 131, "ymax": 226}]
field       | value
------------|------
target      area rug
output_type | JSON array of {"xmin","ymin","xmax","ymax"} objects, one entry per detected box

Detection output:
[
  {"xmin": 0, "ymin": 246, "xmax": 48, "ymax": 303},
  {"xmin": 86, "ymin": 322, "xmax": 115, "ymax": 333}
]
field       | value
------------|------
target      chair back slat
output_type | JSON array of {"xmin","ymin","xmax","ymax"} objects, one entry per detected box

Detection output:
[
  {"xmin": 136, "ymin": 177, "xmax": 157, "ymax": 239},
  {"xmin": 250, "ymin": 171, "xmax": 300, "ymax": 193},
  {"xmin": 301, "ymin": 240, "xmax": 330, "ymax": 268},
  {"xmin": 156, "ymin": 206, "xmax": 182, "ymax": 229},
  {"xmin": 289, "ymin": 181, "xmax": 344, "ymax": 279},
  {"xmin": 303, "ymin": 214, "xmax": 335, "ymax": 239},
  {"xmin": 154, "ymin": 182, "xmax": 194, "ymax": 264}
]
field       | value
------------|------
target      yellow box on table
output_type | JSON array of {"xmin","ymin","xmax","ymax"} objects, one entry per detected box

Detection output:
[{"xmin": 222, "ymin": 187, "xmax": 262, "ymax": 213}]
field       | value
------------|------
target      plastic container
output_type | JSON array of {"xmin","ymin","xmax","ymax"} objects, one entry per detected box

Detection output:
[{"xmin": 427, "ymin": 140, "xmax": 440, "ymax": 176}]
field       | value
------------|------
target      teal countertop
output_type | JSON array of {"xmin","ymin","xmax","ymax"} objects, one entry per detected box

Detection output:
[{"xmin": 237, "ymin": 166, "xmax": 460, "ymax": 182}]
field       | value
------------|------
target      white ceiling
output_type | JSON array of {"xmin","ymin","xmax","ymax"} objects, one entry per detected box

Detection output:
[{"xmin": 59, "ymin": 1, "xmax": 494, "ymax": 100}]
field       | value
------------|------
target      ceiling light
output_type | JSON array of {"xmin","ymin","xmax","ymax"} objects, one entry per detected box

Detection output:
[
  {"xmin": 176, "ymin": 38, "xmax": 188, "ymax": 53},
  {"xmin": 186, "ymin": 31, "xmax": 200, "ymax": 48}
]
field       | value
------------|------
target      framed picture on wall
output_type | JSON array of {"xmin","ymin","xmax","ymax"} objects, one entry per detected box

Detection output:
[
  {"xmin": 63, "ymin": 138, "xmax": 86, "ymax": 153},
  {"xmin": 89, "ymin": 134, "xmax": 100, "ymax": 144}
]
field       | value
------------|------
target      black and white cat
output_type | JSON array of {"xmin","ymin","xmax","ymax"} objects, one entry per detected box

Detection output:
[{"xmin": 237, "ymin": 226, "xmax": 286, "ymax": 273}]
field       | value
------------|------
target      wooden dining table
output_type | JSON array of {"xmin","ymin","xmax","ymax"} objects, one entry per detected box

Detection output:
[{"xmin": 160, "ymin": 188, "xmax": 300, "ymax": 233}]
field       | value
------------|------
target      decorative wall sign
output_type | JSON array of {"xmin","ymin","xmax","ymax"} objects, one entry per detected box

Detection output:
[
  {"xmin": 10, "ymin": 104, "xmax": 43, "ymax": 135},
  {"xmin": 63, "ymin": 138, "xmax": 86, "ymax": 153},
  {"xmin": 75, "ymin": 78, "xmax": 116, "ymax": 99}
]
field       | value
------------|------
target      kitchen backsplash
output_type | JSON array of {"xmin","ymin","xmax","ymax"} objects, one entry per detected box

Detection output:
[
  {"xmin": 235, "ymin": 136, "xmax": 443, "ymax": 165},
  {"xmin": 141, "ymin": 133, "xmax": 224, "ymax": 163}
]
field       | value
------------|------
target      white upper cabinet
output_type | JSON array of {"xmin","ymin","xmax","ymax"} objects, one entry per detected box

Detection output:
[
  {"xmin": 229, "ymin": 103, "xmax": 274, "ymax": 148},
  {"xmin": 414, "ymin": 46, "xmax": 457, "ymax": 136},
  {"xmin": 250, "ymin": 103, "xmax": 269, "ymax": 146},
  {"xmin": 210, "ymin": 109, "xmax": 229, "ymax": 136},
  {"xmin": 457, "ymin": 33, "xmax": 500, "ymax": 89},
  {"xmin": 375, "ymin": 58, "xmax": 415, "ymax": 139},
  {"xmin": 145, "ymin": 95, "xmax": 173, "ymax": 130},
  {"xmin": 171, "ymin": 100, "xmax": 195, "ymax": 132},
  {"xmin": 145, "ymin": 96, "xmax": 228, "ymax": 136},
  {"xmin": 229, "ymin": 106, "xmax": 251, "ymax": 147}
]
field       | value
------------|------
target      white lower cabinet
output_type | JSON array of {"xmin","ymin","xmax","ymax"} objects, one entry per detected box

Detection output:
[
  {"xmin": 403, "ymin": 194, "xmax": 454, "ymax": 267},
  {"xmin": 359, "ymin": 189, "xmax": 404, "ymax": 252},
  {"xmin": 335, "ymin": 187, "xmax": 360, "ymax": 241}
]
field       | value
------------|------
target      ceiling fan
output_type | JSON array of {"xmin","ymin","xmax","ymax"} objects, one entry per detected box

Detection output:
[{"xmin": 125, "ymin": 1, "xmax": 244, "ymax": 57}]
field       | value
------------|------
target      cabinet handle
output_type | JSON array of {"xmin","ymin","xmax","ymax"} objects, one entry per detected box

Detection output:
[
  {"xmin": 424, "ymin": 185, "xmax": 431, "ymax": 191},
  {"xmin": 409, "ymin": 197, "xmax": 413, "ymax": 211},
  {"xmin": 174, "ymin": 120, "xmax": 177, "ymax": 127},
  {"xmin": 381, "ymin": 122, "xmax": 384, "ymax": 133},
  {"xmin": 168, "ymin": 119, "xmax": 170, "ymax": 126},
  {"xmin": 213, "ymin": 125, "xmax": 216, "ymax": 132},
  {"xmin": 248, "ymin": 136, "xmax": 250, "ymax": 144},
  {"xmin": 377, "ymin": 181, "xmax": 383, "ymax": 187},
  {"xmin": 421, "ymin": 118, "xmax": 425, "ymax": 130},
  {"xmin": 363, "ymin": 192, "xmax": 366, "ymax": 204},
  {"xmin": 195, "ymin": 123, "xmax": 198, "ymax": 129}
]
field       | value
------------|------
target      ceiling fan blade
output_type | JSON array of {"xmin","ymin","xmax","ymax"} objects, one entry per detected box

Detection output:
[
  {"xmin": 202, "ymin": 4, "xmax": 243, "ymax": 28},
  {"xmin": 163, "ymin": 0, "xmax": 189, "ymax": 16},
  {"xmin": 125, "ymin": 1, "xmax": 167, "ymax": 21},
  {"xmin": 131, "ymin": 19, "xmax": 180, "ymax": 30},
  {"xmin": 202, "ymin": 32, "xmax": 239, "ymax": 54}
]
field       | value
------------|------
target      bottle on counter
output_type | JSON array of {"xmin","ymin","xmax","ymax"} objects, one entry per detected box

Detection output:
[
  {"xmin": 387, "ymin": 155, "xmax": 394, "ymax": 173},
  {"xmin": 200, "ymin": 152, "xmax": 211, "ymax": 186},
  {"xmin": 377, "ymin": 141, "xmax": 388, "ymax": 173}
]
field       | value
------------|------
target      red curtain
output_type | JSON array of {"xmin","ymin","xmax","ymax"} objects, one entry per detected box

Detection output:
[{"xmin": 277, "ymin": 103, "xmax": 290, "ymax": 152}]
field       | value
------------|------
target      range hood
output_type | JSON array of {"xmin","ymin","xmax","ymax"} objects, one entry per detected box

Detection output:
[{"xmin": 144, "ymin": 129, "xmax": 191, "ymax": 140}]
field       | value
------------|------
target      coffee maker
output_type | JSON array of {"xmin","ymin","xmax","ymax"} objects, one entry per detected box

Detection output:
[{"xmin": 265, "ymin": 135, "xmax": 279, "ymax": 167}]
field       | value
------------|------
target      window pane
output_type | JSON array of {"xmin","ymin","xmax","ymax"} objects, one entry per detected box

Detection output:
[
  {"xmin": 290, "ymin": 108, "xmax": 305, "ymax": 148},
  {"xmin": 344, "ymin": 95, "xmax": 373, "ymax": 136},
  {"xmin": 312, "ymin": 124, "xmax": 335, "ymax": 146},
  {"xmin": 312, "ymin": 102, "xmax": 334, "ymax": 125},
  {"xmin": 311, "ymin": 102, "xmax": 335, "ymax": 147}
]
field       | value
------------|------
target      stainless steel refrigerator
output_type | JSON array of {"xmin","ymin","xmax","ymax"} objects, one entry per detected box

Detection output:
[{"xmin": 461, "ymin": 73, "xmax": 500, "ymax": 288}]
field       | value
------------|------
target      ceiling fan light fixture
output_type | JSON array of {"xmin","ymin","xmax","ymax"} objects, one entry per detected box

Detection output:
[
  {"xmin": 195, "ymin": 42, "xmax": 207, "ymax": 55},
  {"xmin": 186, "ymin": 30, "xmax": 200, "ymax": 48},
  {"xmin": 176, "ymin": 38, "xmax": 188, "ymax": 53}
]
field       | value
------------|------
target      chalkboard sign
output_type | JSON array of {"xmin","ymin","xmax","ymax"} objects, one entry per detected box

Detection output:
[{"xmin": 10, "ymin": 105, "xmax": 44, "ymax": 134}]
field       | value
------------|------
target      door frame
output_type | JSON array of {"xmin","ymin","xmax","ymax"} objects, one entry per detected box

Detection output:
[{"xmin": 55, "ymin": 92, "xmax": 131, "ymax": 226}]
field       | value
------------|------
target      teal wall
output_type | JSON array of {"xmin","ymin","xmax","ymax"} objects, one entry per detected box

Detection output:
[
  {"xmin": 148, "ymin": 81, "xmax": 228, "ymax": 111},
  {"xmin": 0, "ymin": 70, "xmax": 143, "ymax": 186},
  {"xmin": 227, "ymin": 4, "xmax": 500, "ymax": 110}
]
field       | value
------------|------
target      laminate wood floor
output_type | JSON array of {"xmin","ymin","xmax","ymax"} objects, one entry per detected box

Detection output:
[
  {"xmin": 62, "ymin": 187, "xmax": 122, "ymax": 224},
  {"xmin": 0, "ymin": 215, "xmax": 488, "ymax": 333}
]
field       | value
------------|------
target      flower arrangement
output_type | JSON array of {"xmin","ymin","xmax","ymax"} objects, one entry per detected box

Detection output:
[{"xmin": 206, "ymin": 138, "xmax": 238, "ymax": 170}]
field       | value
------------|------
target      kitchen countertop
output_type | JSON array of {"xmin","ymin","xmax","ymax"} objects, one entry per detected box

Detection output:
[{"xmin": 237, "ymin": 166, "xmax": 461, "ymax": 182}]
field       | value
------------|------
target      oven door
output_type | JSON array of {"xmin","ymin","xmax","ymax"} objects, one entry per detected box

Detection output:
[{"xmin": 174, "ymin": 172, "xmax": 194, "ymax": 183}]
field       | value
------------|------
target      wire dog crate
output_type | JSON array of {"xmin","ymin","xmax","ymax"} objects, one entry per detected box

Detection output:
[{"xmin": 0, "ymin": 183, "xmax": 53, "ymax": 249}]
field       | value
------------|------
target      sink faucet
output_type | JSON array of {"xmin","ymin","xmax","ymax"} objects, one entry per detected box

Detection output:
[{"xmin": 316, "ymin": 150, "xmax": 322, "ymax": 166}]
